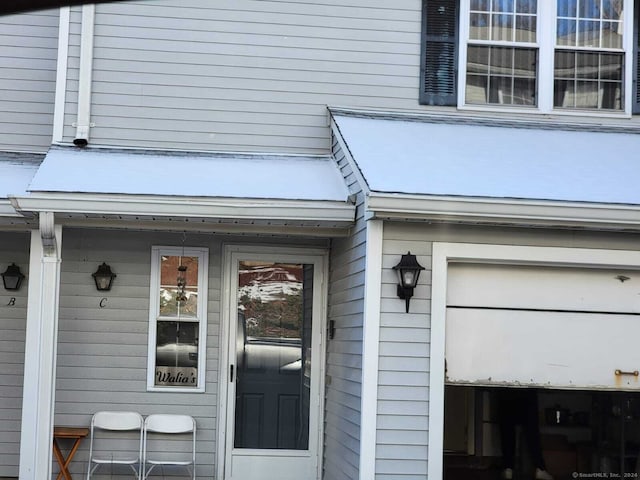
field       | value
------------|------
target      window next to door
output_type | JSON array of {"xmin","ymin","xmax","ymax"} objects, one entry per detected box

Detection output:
[
  {"xmin": 147, "ymin": 246, "xmax": 209, "ymax": 392},
  {"xmin": 420, "ymin": 0, "xmax": 639, "ymax": 114}
]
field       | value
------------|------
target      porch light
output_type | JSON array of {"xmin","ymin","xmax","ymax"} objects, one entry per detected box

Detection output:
[
  {"xmin": 2, "ymin": 263, "xmax": 25, "ymax": 291},
  {"xmin": 92, "ymin": 263, "xmax": 116, "ymax": 291},
  {"xmin": 393, "ymin": 252, "xmax": 425, "ymax": 313}
]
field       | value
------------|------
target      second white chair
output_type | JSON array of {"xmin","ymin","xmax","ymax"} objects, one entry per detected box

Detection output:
[{"xmin": 142, "ymin": 413, "xmax": 196, "ymax": 479}]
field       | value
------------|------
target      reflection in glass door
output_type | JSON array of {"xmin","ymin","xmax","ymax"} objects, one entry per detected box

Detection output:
[
  {"xmin": 234, "ymin": 261, "xmax": 313, "ymax": 450},
  {"xmin": 224, "ymin": 249, "xmax": 324, "ymax": 480}
]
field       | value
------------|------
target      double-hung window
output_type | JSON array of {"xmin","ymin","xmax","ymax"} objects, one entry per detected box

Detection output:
[
  {"xmin": 420, "ymin": 0, "xmax": 638, "ymax": 114},
  {"xmin": 147, "ymin": 246, "xmax": 208, "ymax": 392}
]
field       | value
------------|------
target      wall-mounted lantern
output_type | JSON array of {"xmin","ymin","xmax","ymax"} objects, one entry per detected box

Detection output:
[
  {"xmin": 2, "ymin": 263, "xmax": 25, "ymax": 291},
  {"xmin": 92, "ymin": 263, "xmax": 116, "ymax": 291},
  {"xmin": 393, "ymin": 252, "xmax": 425, "ymax": 313}
]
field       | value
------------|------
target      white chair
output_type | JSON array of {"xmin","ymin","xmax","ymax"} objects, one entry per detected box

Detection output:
[
  {"xmin": 143, "ymin": 414, "xmax": 196, "ymax": 479},
  {"xmin": 86, "ymin": 411, "xmax": 144, "ymax": 479}
]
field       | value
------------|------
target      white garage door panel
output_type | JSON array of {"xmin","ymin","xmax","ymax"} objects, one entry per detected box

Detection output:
[
  {"xmin": 446, "ymin": 307, "xmax": 640, "ymax": 390},
  {"xmin": 447, "ymin": 264, "xmax": 640, "ymax": 313}
]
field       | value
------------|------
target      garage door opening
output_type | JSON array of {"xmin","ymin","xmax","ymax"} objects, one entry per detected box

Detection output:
[{"xmin": 444, "ymin": 385, "xmax": 640, "ymax": 480}]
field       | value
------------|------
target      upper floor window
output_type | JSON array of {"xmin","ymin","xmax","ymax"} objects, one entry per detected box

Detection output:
[
  {"xmin": 147, "ymin": 246, "xmax": 209, "ymax": 392},
  {"xmin": 420, "ymin": 0, "xmax": 639, "ymax": 114}
]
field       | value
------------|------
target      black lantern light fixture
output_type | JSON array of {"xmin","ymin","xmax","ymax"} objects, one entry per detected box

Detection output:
[
  {"xmin": 2, "ymin": 263, "xmax": 25, "ymax": 291},
  {"xmin": 393, "ymin": 252, "xmax": 425, "ymax": 313},
  {"xmin": 92, "ymin": 262, "xmax": 116, "ymax": 291}
]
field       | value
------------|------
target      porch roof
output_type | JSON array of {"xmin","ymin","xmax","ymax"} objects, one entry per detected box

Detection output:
[
  {"xmin": 331, "ymin": 112, "xmax": 640, "ymax": 230},
  {"xmin": 14, "ymin": 147, "xmax": 355, "ymax": 233},
  {"xmin": 29, "ymin": 146, "xmax": 349, "ymax": 201}
]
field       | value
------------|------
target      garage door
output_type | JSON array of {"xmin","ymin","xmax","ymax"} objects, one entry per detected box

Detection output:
[{"xmin": 445, "ymin": 263, "xmax": 640, "ymax": 390}]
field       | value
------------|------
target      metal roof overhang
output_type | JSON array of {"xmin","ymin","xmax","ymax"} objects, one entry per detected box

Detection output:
[
  {"xmin": 331, "ymin": 111, "xmax": 640, "ymax": 231},
  {"xmin": 8, "ymin": 147, "xmax": 356, "ymax": 235}
]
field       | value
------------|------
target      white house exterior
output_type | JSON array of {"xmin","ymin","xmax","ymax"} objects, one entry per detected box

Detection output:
[{"xmin": 1, "ymin": 1, "xmax": 640, "ymax": 479}]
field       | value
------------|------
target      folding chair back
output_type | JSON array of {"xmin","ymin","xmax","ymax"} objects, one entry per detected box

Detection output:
[
  {"xmin": 143, "ymin": 414, "xmax": 196, "ymax": 479},
  {"xmin": 87, "ymin": 411, "xmax": 144, "ymax": 480}
]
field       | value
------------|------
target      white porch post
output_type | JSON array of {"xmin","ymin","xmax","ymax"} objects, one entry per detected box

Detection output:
[
  {"xmin": 359, "ymin": 219, "xmax": 383, "ymax": 480},
  {"xmin": 19, "ymin": 212, "xmax": 62, "ymax": 479}
]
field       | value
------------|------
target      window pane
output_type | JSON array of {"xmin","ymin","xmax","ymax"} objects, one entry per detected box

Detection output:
[
  {"xmin": 579, "ymin": 0, "xmax": 601, "ymax": 18},
  {"xmin": 492, "ymin": 13, "xmax": 514, "ymax": 41},
  {"xmin": 576, "ymin": 52, "xmax": 599, "ymax": 79},
  {"xmin": 600, "ymin": 53, "xmax": 622, "ymax": 80},
  {"xmin": 513, "ymin": 77, "xmax": 536, "ymax": 104},
  {"xmin": 554, "ymin": 79, "xmax": 574, "ymax": 107},
  {"xmin": 155, "ymin": 321, "xmax": 198, "ymax": 387},
  {"xmin": 575, "ymin": 81, "xmax": 600, "ymax": 108},
  {"xmin": 603, "ymin": 0, "xmax": 623, "ymax": 20},
  {"xmin": 493, "ymin": 0, "xmax": 514, "ymax": 13},
  {"xmin": 557, "ymin": 19, "xmax": 577, "ymax": 46},
  {"xmin": 516, "ymin": 0, "xmax": 536, "ymax": 14},
  {"xmin": 470, "ymin": 13, "xmax": 491, "ymax": 40},
  {"xmin": 160, "ymin": 255, "xmax": 199, "ymax": 318},
  {"xmin": 468, "ymin": 45, "xmax": 490, "ymax": 74},
  {"xmin": 466, "ymin": 75, "xmax": 489, "ymax": 103},
  {"xmin": 514, "ymin": 48, "xmax": 537, "ymax": 77},
  {"xmin": 471, "ymin": 0, "xmax": 490, "ymax": 10},
  {"xmin": 555, "ymin": 50, "xmax": 576, "ymax": 78},
  {"xmin": 515, "ymin": 15, "xmax": 536, "ymax": 42},
  {"xmin": 578, "ymin": 20, "xmax": 600, "ymax": 47},
  {"xmin": 600, "ymin": 82, "xmax": 622, "ymax": 109},
  {"xmin": 601, "ymin": 21, "xmax": 622, "ymax": 49},
  {"xmin": 557, "ymin": 0, "xmax": 577, "ymax": 17}
]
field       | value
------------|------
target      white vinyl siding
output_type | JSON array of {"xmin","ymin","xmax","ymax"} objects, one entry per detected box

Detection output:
[
  {"xmin": 377, "ymin": 222, "xmax": 640, "ymax": 480},
  {"xmin": 323, "ymin": 133, "xmax": 365, "ymax": 479},
  {"xmin": 0, "ymin": 10, "xmax": 58, "ymax": 152},
  {"xmin": 0, "ymin": 233, "xmax": 29, "ymax": 477},
  {"xmin": 61, "ymin": 0, "xmax": 423, "ymax": 154}
]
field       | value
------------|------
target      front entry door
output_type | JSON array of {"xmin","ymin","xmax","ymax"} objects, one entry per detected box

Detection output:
[{"xmin": 223, "ymin": 247, "xmax": 325, "ymax": 480}]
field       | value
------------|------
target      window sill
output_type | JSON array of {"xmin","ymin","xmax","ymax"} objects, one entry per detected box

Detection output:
[{"xmin": 456, "ymin": 103, "xmax": 632, "ymax": 120}]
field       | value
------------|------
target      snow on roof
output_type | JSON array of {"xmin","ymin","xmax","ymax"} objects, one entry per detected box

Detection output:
[
  {"xmin": 28, "ymin": 147, "xmax": 350, "ymax": 202},
  {"xmin": 333, "ymin": 114, "xmax": 640, "ymax": 205},
  {"xmin": 0, "ymin": 153, "xmax": 42, "ymax": 198}
]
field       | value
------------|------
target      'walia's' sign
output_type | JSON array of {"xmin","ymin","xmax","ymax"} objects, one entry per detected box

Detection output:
[{"xmin": 155, "ymin": 366, "xmax": 197, "ymax": 386}]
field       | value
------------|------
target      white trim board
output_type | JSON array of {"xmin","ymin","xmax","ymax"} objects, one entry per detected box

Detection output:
[{"xmin": 428, "ymin": 242, "xmax": 640, "ymax": 480}]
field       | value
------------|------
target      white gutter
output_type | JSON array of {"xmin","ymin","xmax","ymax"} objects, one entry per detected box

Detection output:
[
  {"xmin": 366, "ymin": 192, "xmax": 640, "ymax": 231},
  {"xmin": 52, "ymin": 7, "xmax": 70, "ymax": 144},
  {"xmin": 73, "ymin": 4, "xmax": 95, "ymax": 146},
  {"xmin": 11, "ymin": 192, "xmax": 356, "ymax": 225}
]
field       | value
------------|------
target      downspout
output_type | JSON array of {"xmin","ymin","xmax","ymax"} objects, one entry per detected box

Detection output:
[
  {"xmin": 52, "ymin": 6, "xmax": 70, "ymax": 144},
  {"xmin": 73, "ymin": 4, "xmax": 95, "ymax": 147}
]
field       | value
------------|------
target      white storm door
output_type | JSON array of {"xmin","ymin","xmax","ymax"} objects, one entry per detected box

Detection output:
[{"xmin": 223, "ymin": 247, "xmax": 325, "ymax": 480}]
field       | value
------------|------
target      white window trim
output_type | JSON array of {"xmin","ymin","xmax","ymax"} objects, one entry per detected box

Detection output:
[
  {"xmin": 427, "ymin": 242, "xmax": 640, "ymax": 480},
  {"xmin": 147, "ymin": 245, "xmax": 209, "ymax": 393},
  {"xmin": 457, "ymin": 0, "xmax": 634, "ymax": 116}
]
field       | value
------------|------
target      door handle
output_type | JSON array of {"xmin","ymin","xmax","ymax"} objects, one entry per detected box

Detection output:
[
  {"xmin": 230, "ymin": 364, "xmax": 234, "ymax": 382},
  {"xmin": 615, "ymin": 369, "xmax": 639, "ymax": 377}
]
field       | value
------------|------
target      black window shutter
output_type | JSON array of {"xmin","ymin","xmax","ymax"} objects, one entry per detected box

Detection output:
[
  {"xmin": 419, "ymin": 0, "xmax": 459, "ymax": 106},
  {"xmin": 633, "ymin": 0, "xmax": 640, "ymax": 114}
]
